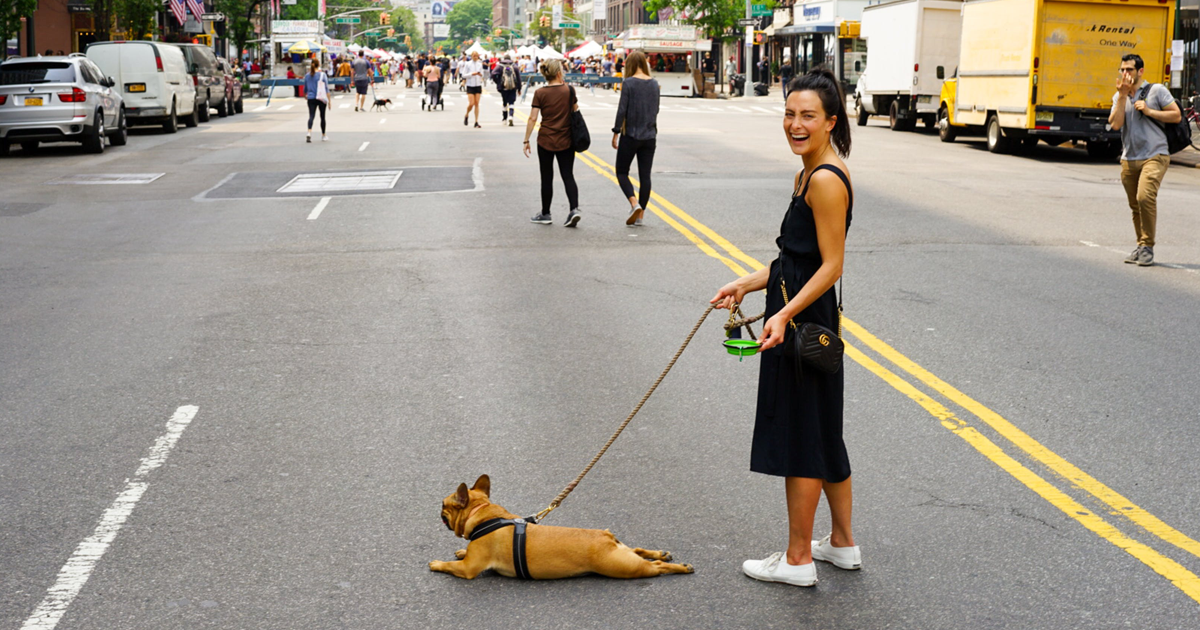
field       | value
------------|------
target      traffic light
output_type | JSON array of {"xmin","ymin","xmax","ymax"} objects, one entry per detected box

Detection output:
[
  {"xmin": 380, "ymin": 12, "xmax": 389, "ymax": 25},
  {"xmin": 191, "ymin": 34, "xmax": 212, "ymax": 46},
  {"xmin": 404, "ymin": 34, "xmax": 411, "ymax": 46},
  {"xmin": 388, "ymin": 28, "xmax": 395, "ymax": 37},
  {"xmin": 495, "ymin": 28, "xmax": 502, "ymax": 36}
]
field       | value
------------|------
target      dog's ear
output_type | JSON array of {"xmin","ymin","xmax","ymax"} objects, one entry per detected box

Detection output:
[
  {"xmin": 471, "ymin": 474, "xmax": 491, "ymax": 497},
  {"xmin": 451, "ymin": 483, "xmax": 470, "ymax": 508}
]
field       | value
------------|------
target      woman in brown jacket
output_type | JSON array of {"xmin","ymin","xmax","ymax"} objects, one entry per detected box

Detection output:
[{"xmin": 523, "ymin": 59, "xmax": 582, "ymax": 228}]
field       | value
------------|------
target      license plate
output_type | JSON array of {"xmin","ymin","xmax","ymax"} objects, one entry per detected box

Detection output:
[
  {"xmin": 126, "ymin": 83, "xmax": 146, "ymax": 92},
  {"xmin": 1035, "ymin": 111, "xmax": 1053, "ymax": 123},
  {"xmin": 24, "ymin": 96, "xmax": 43, "ymax": 106}
]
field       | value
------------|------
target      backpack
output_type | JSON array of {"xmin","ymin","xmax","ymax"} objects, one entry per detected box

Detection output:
[
  {"xmin": 502, "ymin": 65, "xmax": 516, "ymax": 91},
  {"xmin": 1138, "ymin": 84, "xmax": 1193, "ymax": 155}
]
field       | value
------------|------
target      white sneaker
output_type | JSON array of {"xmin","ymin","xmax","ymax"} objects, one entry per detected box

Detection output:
[
  {"xmin": 321, "ymin": 134, "xmax": 328, "ymax": 142},
  {"xmin": 742, "ymin": 552, "xmax": 817, "ymax": 587},
  {"xmin": 811, "ymin": 535, "xmax": 861, "ymax": 570}
]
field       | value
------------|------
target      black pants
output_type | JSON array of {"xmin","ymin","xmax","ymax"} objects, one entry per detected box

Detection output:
[
  {"xmin": 307, "ymin": 99, "xmax": 326, "ymax": 133},
  {"xmin": 538, "ymin": 145, "xmax": 579, "ymax": 214},
  {"xmin": 615, "ymin": 136, "xmax": 656, "ymax": 210},
  {"xmin": 500, "ymin": 89, "xmax": 517, "ymax": 119}
]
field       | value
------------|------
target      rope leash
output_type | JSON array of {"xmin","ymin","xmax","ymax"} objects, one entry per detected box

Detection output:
[{"xmin": 533, "ymin": 304, "xmax": 716, "ymax": 522}]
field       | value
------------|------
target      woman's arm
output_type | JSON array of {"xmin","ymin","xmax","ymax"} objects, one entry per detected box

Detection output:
[
  {"xmin": 523, "ymin": 107, "xmax": 540, "ymax": 158},
  {"xmin": 710, "ymin": 265, "xmax": 770, "ymax": 311},
  {"xmin": 612, "ymin": 82, "xmax": 629, "ymax": 136},
  {"xmin": 759, "ymin": 170, "xmax": 848, "ymax": 351}
]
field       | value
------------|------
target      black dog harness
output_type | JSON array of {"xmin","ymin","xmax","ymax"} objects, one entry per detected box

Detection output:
[{"xmin": 468, "ymin": 516, "xmax": 538, "ymax": 580}]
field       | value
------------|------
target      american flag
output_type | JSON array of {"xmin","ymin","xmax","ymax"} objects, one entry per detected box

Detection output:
[
  {"xmin": 168, "ymin": 0, "xmax": 186, "ymax": 25},
  {"xmin": 186, "ymin": 0, "xmax": 206, "ymax": 25}
]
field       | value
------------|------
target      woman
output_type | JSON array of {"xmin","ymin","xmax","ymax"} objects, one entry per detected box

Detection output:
[
  {"xmin": 462, "ymin": 51, "xmax": 485, "ymax": 128},
  {"xmin": 611, "ymin": 50, "xmax": 659, "ymax": 227},
  {"xmin": 522, "ymin": 58, "xmax": 582, "ymax": 228},
  {"xmin": 423, "ymin": 60, "xmax": 442, "ymax": 110},
  {"xmin": 304, "ymin": 58, "xmax": 330, "ymax": 143},
  {"xmin": 710, "ymin": 69, "xmax": 858, "ymax": 587}
]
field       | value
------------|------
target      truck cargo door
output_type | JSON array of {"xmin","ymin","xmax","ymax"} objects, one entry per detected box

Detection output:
[
  {"xmin": 915, "ymin": 6, "xmax": 963, "ymax": 96},
  {"xmin": 1040, "ymin": 1, "xmax": 1169, "ymax": 110}
]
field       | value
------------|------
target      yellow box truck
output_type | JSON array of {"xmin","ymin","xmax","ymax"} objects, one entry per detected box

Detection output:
[{"xmin": 937, "ymin": 0, "xmax": 1175, "ymax": 159}]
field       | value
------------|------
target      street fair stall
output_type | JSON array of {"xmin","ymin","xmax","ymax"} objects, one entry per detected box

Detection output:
[
  {"xmin": 268, "ymin": 20, "xmax": 329, "ymax": 97},
  {"xmin": 618, "ymin": 25, "xmax": 712, "ymax": 97}
]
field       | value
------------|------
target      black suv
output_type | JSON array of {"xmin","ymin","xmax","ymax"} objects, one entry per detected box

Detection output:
[{"xmin": 174, "ymin": 43, "xmax": 223, "ymax": 122}]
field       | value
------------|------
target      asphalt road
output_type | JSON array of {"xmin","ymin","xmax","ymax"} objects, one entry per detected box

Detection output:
[{"xmin": 2, "ymin": 81, "xmax": 1200, "ymax": 630}]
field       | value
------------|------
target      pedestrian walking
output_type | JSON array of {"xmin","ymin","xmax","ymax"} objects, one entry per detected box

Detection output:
[
  {"xmin": 352, "ymin": 51, "xmax": 371, "ymax": 112},
  {"xmin": 1108, "ymin": 53, "xmax": 1182, "ymax": 267},
  {"xmin": 304, "ymin": 58, "xmax": 330, "ymax": 143},
  {"xmin": 423, "ymin": 60, "xmax": 442, "ymax": 110},
  {"xmin": 780, "ymin": 58, "xmax": 794, "ymax": 99},
  {"xmin": 710, "ymin": 69, "xmax": 858, "ymax": 588},
  {"xmin": 450, "ymin": 56, "xmax": 459, "ymax": 83},
  {"xmin": 611, "ymin": 51, "xmax": 660, "ymax": 227},
  {"xmin": 523, "ymin": 59, "xmax": 582, "ymax": 228},
  {"xmin": 492, "ymin": 54, "xmax": 523, "ymax": 126},
  {"xmin": 462, "ymin": 51, "xmax": 486, "ymax": 128}
]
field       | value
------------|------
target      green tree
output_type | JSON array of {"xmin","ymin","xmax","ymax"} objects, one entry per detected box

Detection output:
[
  {"xmin": 387, "ymin": 5, "xmax": 424, "ymax": 52},
  {"xmin": 114, "ymin": 0, "xmax": 160, "ymax": 39},
  {"xmin": 527, "ymin": 7, "xmax": 581, "ymax": 50},
  {"xmin": 86, "ymin": 0, "xmax": 114, "ymax": 42},
  {"xmin": 444, "ymin": 0, "xmax": 492, "ymax": 43},
  {"xmin": 1, "ymin": 0, "xmax": 38, "ymax": 59},
  {"xmin": 642, "ymin": 0, "xmax": 763, "ymax": 41},
  {"xmin": 214, "ymin": 0, "xmax": 264, "ymax": 60}
]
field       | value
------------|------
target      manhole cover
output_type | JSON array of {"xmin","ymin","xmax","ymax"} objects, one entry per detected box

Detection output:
[
  {"xmin": 277, "ymin": 170, "xmax": 402, "ymax": 194},
  {"xmin": 47, "ymin": 173, "xmax": 165, "ymax": 185}
]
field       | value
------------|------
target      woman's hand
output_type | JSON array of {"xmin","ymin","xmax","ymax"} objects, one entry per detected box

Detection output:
[
  {"xmin": 758, "ymin": 313, "xmax": 790, "ymax": 352},
  {"xmin": 612, "ymin": 133, "xmax": 620, "ymax": 150},
  {"xmin": 710, "ymin": 279, "xmax": 747, "ymax": 311},
  {"xmin": 523, "ymin": 141, "xmax": 531, "ymax": 158}
]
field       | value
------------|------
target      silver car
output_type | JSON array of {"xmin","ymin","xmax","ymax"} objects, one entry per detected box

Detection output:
[{"xmin": 0, "ymin": 54, "xmax": 127, "ymax": 155}]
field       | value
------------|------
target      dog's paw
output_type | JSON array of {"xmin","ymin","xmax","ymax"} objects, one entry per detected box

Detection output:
[
  {"xmin": 681, "ymin": 564, "xmax": 695, "ymax": 574},
  {"xmin": 454, "ymin": 549, "xmax": 467, "ymax": 560},
  {"xmin": 429, "ymin": 560, "xmax": 444, "ymax": 572},
  {"xmin": 660, "ymin": 551, "xmax": 673, "ymax": 562}
]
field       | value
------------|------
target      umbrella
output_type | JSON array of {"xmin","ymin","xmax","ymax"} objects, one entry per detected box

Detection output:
[{"xmin": 287, "ymin": 40, "xmax": 326, "ymax": 54}]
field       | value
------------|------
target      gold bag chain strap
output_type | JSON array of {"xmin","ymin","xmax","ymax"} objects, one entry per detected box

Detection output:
[
  {"xmin": 535, "ymin": 304, "xmax": 715, "ymax": 522},
  {"xmin": 779, "ymin": 265, "xmax": 843, "ymax": 338}
]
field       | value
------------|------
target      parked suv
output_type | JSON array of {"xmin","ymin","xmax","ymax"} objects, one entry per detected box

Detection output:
[
  {"xmin": 175, "ymin": 43, "xmax": 223, "ymax": 121},
  {"xmin": 0, "ymin": 54, "xmax": 127, "ymax": 155},
  {"xmin": 87, "ymin": 40, "xmax": 199, "ymax": 132},
  {"xmin": 216, "ymin": 57, "xmax": 243, "ymax": 116}
]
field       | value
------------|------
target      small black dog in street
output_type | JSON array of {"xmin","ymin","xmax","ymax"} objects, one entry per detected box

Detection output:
[{"xmin": 370, "ymin": 98, "xmax": 393, "ymax": 112}]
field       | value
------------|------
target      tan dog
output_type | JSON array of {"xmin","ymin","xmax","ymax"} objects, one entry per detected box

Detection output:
[{"xmin": 431, "ymin": 475, "xmax": 695, "ymax": 580}]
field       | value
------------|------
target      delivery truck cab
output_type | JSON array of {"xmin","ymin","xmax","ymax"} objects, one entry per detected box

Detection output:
[{"xmin": 937, "ymin": 0, "xmax": 1175, "ymax": 159}]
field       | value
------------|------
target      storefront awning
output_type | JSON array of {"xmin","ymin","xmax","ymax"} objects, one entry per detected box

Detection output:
[{"xmin": 774, "ymin": 24, "xmax": 837, "ymax": 35}]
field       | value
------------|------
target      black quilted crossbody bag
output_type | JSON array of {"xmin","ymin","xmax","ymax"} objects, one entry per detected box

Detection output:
[{"xmin": 780, "ymin": 270, "xmax": 844, "ymax": 375}]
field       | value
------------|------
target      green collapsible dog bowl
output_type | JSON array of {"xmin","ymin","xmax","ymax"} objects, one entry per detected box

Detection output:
[{"xmin": 723, "ymin": 339, "xmax": 761, "ymax": 361}]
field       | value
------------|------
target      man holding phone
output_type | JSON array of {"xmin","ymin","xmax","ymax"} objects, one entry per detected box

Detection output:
[{"xmin": 1108, "ymin": 53, "xmax": 1182, "ymax": 267}]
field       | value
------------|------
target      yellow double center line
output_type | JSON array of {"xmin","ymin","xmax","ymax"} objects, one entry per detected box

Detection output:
[{"xmin": 566, "ymin": 141, "xmax": 1200, "ymax": 602}]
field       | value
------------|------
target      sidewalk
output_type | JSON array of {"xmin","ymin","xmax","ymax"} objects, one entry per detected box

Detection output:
[{"xmin": 1170, "ymin": 146, "xmax": 1200, "ymax": 168}]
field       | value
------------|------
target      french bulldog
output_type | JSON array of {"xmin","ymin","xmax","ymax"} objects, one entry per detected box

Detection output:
[{"xmin": 431, "ymin": 475, "xmax": 695, "ymax": 580}]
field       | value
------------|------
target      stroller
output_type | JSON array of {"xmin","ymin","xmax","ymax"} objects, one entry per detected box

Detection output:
[{"xmin": 421, "ymin": 79, "xmax": 447, "ymax": 111}]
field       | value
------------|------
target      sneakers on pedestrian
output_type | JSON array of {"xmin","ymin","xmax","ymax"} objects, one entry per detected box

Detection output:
[
  {"xmin": 1124, "ymin": 246, "xmax": 1142, "ymax": 264},
  {"xmin": 509, "ymin": 119, "xmax": 514, "ymax": 127},
  {"xmin": 530, "ymin": 213, "xmax": 552, "ymax": 225},
  {"xmin": 742, "ymin": 552, "xmax": 817, "ymax": 587},
  {"xmin": 306, "ymin": 133, "xmax": 311, "ymax": 143},
  {"xmin": 474, "ymin": 122, "xmax": 482, "ymax": 129},
  {"xmin": 626, "ymin": 205, "xmax": 644, "ymax": 227},
  {"xmin": 1137, "ymin": 246, "xmax": 1154, "ymax": 267},
  {"xmin": 321, "ymin": 134, "xmax": 328, "ymax": 142},
  {"xmin": 565, "ymin": 208, "xmax": 581, "ymax": 227},
  {"xmin": 463, "ymin": 115, "xmax": 469, "ymax": 126},
  {"xmin": 811, "ymin": 535, "xmax": 861, "ymax": 570}
]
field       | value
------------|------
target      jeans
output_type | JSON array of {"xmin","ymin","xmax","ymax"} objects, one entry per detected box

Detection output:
[
  {"xmin": 306, "ymin": 99, "xmax": 326, "ymax": 133},
  {"xmin": 1120, "ymin": 154, "xmax": 1170, "ymax": 247},
  {"xmin": 538, "ymin": 145, "xmax": 579, "ymax": 214},
  {"xmin": 615, "ymin": 136, "xmax": 656, "ymax": 210}
]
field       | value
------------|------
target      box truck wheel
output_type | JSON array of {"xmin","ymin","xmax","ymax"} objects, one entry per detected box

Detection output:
[
  {"xmin": 856, "ymin": 98, "xmax": 869, "ymax": 126},
  {"xmin": 986, "ymin": 114, "xmax": 1013, "ymax": 153},
  {"xmin": 889, "ymin": 101, "xmax": 915, "ymax": 131},
  {"xmin": 938, "ymin": 107, "xmax": 957, "ymax": 142}
]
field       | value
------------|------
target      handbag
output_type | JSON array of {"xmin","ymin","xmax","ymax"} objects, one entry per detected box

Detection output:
[
  {"xmin": 779, "ymin": 265, "xmax": 844, "ymax": 375},
  {"xmin": 568, "ymin": 86, "xmax": 591, "ymax": 153},
  {"xmin": 316, "ymin": 72, "xmax": 329, "ymax": 104}
]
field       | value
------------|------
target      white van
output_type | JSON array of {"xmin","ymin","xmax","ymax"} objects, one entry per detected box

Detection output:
[{"xmin": 86, "ymin": 41, "xmax": 198, "ymax": 133}]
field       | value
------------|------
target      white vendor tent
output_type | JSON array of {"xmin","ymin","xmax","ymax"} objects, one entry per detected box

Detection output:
[
  {"xmin": 539, "ymin": 46, "xmax": 564, "ymax": 59},
  {"xmin": 516, "ymin": 45, "xmax": 538, "ymax": 57},
  {"xmin": 568, "ymin": 40, "xmax": 603, "ymax": 58},
  {"xmin": 464, "ymin": 42, "xmax": 495, "ymax": 58}
]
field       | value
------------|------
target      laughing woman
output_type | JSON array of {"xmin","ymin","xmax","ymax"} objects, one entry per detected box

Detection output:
[{"xmin": 710, "ymin": 69, "xmax": 858, "ymax": 587}]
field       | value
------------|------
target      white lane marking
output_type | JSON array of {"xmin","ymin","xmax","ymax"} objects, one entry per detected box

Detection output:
[
  {"xmin": 339, "ymin": 104, "xmax": 349, "ymax": 109},
  {"xmin": 1080, "ymin": 240, "xmax": 1100, "ymax": 247},
  {"xmin": 335, "ymin": 95, "xmax": 344, "ymax": 99},
  {"xmin": 279, "ymin": 104, "xmax": 294, "ymax": 111},
  {"xmin": 751, "ymin": 106, "xmax": 773, "ymax": 113},
  {"xmin": 307, "ymin": 197, "xmax": 331, "ymax": 221},
  {"xmin": 774, "ymin": 107, "xmax": 786, "ymax": 113},
  {"xmin": 358, "ymin": 141, "xmax": 370, "ymax": 152},
  {"xmin": 729, "ymin": 106, "xmax": 751, "ymax": 113},
  {"xmin": 20, "ymin": 406, "xmax": 199, "ymax": 630},
  {"xmin": 379, "ymin": 118, "xmax": 387, "ymax": 124},
  {"xmin": 253, "ymin": 105, "xmax": 268, "ymax": 111}
]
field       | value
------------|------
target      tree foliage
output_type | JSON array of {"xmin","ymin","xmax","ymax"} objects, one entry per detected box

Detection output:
[
  {"xmin": 1, "ymin": 0, "xmax": 37, "ymax": 58},
  {"xmin": 213, "ymin": 0, "xmax": 263, "ymax": 59},
  {"xmin": 527, "ymin": 7, "xmax": 581, "ymax": 50},
  {"xmin": 642, "ymin": 0, "xmax": 761, "ymax": 41},
  {"xmin": 114, "ymin": 0, "xmax": 160, "ymax": 40},
  {"xmin": 386, "ymin": 5, "xmax": 424, "ymax": 52},
  {"xmin": 445, "ymin": 0, "xmax": 492, "ymax": 43}
]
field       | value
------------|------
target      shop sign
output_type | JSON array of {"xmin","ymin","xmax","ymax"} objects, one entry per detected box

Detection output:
[
  {"xmin": 271, "ymin": 20, "xmax": 323, "ymax": 34},
  {"xmin": 626, "ymin": 25, "xmax": 698, "ymax": 41},
  {"xmin": 774, "ymin": 8, "xmax": 791, "ymax": 27}
]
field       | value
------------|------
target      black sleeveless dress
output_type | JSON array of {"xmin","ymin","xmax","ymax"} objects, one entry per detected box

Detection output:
[{"xmin": 749, "ymin": 164, "xmax": 853, "ymax": 481}]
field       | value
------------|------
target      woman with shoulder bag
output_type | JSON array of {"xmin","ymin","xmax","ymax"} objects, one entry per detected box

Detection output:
[
  {"xmin": 522, "ymin": 59, "xmax": 582, "ymax": 228},
  {"xmin": 611, "ymin": 51, "xmax": 660, "ymax": 227},
  {"xmin": 710, "ymin": 69, "xmax": 858, "ymax": 588},
  {"xmin": 304, "ymin": 58, "xmax": 330, "ymax": 143}
]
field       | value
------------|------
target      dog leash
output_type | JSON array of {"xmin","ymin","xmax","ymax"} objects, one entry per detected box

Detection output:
[{"xmin": 533, "ymin": 304, "xmax": 716, "ymax": 523}]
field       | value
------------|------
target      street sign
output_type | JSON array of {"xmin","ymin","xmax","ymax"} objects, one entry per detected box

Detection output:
[
  {"xmin": 555, "ymin": 21, "xmax": 581, "ymax": 29},
  {"xmin": 737, "ymin": 17, "xmax": 757, "ymax": 26},
  {"xmin": 200, "ymin": 12, "xmax": 224, "ymax": 21},
  {"xmin": 751, "ymin": 3, "xmax": 770, "ymax": 16},
  {"xmin": 335, "ymin": 16, "xmax": 361, "ymax": 24}
]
